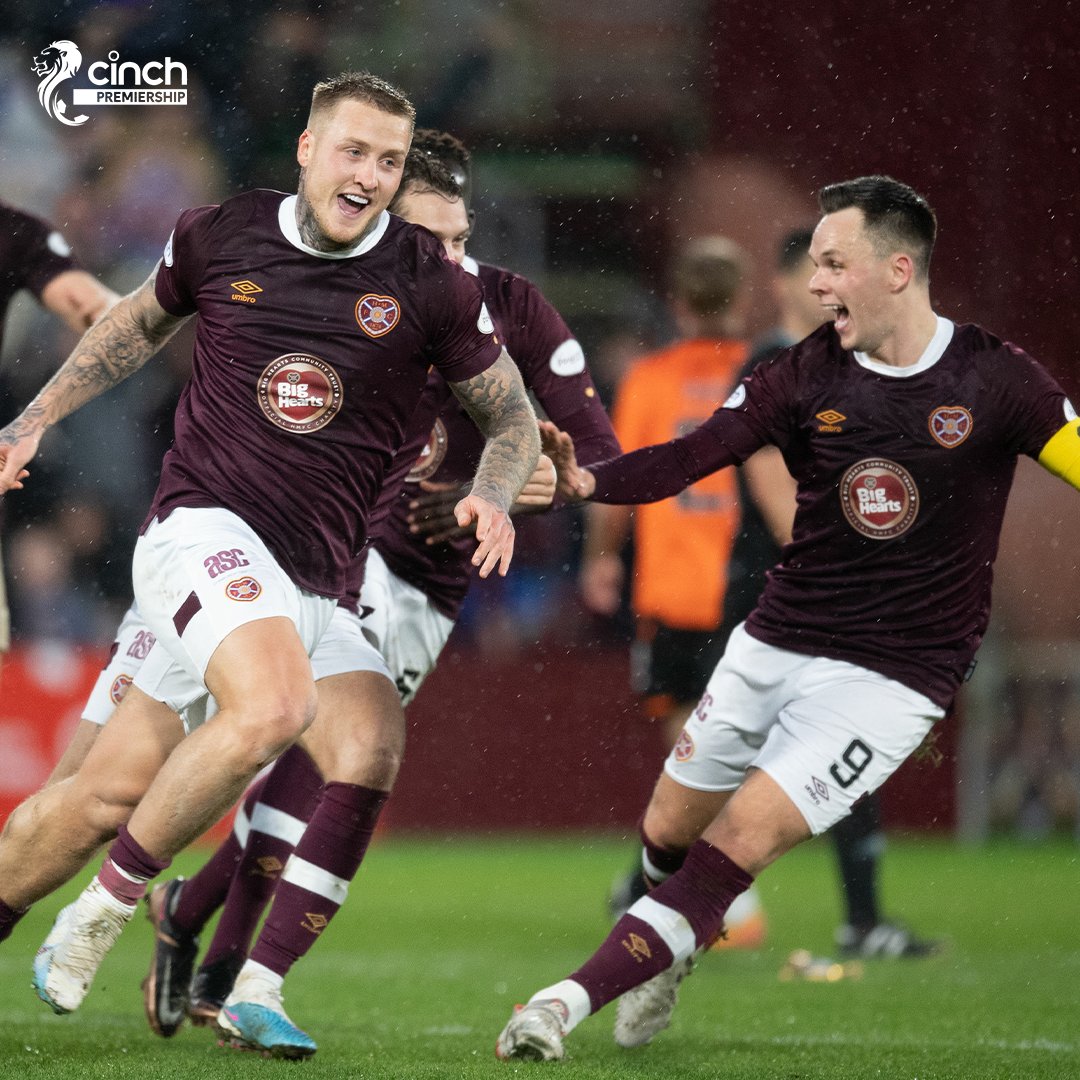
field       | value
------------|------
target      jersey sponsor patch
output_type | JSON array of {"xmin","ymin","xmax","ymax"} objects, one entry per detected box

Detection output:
[
  {"xmin": 1065, "ymin": 399, "xmax": 1078, "ymax": 423},
  {"xmin": 476, "ymin": 301, "xmax": 494, "ymax": 335},
  {"xmin": 549, "ymin": 338, "xmax": 586, "ymax": 376},
  {"xmin": 163, "ymin": 230, "xmax": 174, "ymax": 267},
  {"xmin": 928, "ymin": 406, "xmax": 973, "ymax": 448},
  {"xmin": 225, "ymin": 576, "xmax": 262, "ymax": 602},
  {"xmin": 355, "ymin": 293, "xmax": 400, "ymax": 337},
  {"xmin": 109, "ymin": 673, "xmax": 133, "ymax": 705},
  {"xmin": 257, "ymin": 353, "xmax": 343, "ymax": 434},
  {"xmin": 840, "ymin": 458, "xmax": 920, "ymax": 540},
  {"xmin": 406, "ymin": 418, "xmax": 448, "ymax": 482}
]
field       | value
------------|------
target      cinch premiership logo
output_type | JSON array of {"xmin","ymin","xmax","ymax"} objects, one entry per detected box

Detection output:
[
  {"xmin": 840, "ymin": 458, "xmax": 919, "ymax": 540},
  {"xmin": 32, "ymin": 41, "xmax": 187, "ymax": 126},
  {"xmin": 406, "ymin": 419, "xmax": 449, "ymax": 483},
  {"xmin": 257, "ymin": 354, "xmax": 344, "ymax": 434}
]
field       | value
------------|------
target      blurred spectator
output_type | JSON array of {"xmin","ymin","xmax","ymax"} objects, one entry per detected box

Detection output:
[{"xmin": 6, "ymin": 523, "xmax": 102, "ymax": 643}]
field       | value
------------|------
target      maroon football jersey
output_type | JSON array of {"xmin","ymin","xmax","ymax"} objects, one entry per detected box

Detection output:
[
  {"xmin": 147, "ymin": 190, "xmax": 501, "ymax": 599},
  {"xmin": 589, "ymin": 318, "xmax": 1072, "ymax": 707},
  {"xmin": 0, "ymin": 201, "xmax": 78, "ymax": 353},
  {"xmin": 358, "ymin": 256, "xmax": 619, "ymax": 619}
]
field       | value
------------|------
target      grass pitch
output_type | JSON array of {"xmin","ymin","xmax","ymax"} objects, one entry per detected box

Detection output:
[{"xmin": 0, "ymin": 834, "xmax": 1075, "ymax": 1079}]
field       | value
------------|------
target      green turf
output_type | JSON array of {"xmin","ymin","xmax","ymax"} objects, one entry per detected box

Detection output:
[{"xmin": 0, "ymin": 834, "xmax": 1075, "ymax": 1078}]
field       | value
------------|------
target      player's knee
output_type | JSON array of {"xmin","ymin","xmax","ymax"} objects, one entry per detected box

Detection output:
[
  {"xmin": 641, "ymin": 803, "xmax": 695, "ymax": 854},
  {"xmin": 229, "ymin": 684, "xmax": 319, "ymax": 764}
]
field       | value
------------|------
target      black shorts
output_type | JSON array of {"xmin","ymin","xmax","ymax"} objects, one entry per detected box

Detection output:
[{"xmin": 634, "ymin": 622, "xmax": 730, "ymax": 717}]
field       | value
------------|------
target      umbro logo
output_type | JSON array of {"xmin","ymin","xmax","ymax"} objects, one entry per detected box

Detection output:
[
  {"xmin": 815, "ymin": 408, "xmax": 846, "ymax": 433},
  {"xmin": 230, "ymin": 279, "xmax": 263, "ymax": 304},
  {"xmin": 251, "ymin": 855, "xmax": 283, "ymax": 878},
  {"xmin": 301, "ymin": 912, "xmax": 329, "ymax": 934},
  {"xmin": 621, "ymin": 932, "xmax": 653, "ymax": 963}
]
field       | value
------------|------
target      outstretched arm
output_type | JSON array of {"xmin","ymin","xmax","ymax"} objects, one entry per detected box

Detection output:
[
  {"xmin": 40, "ymin": 269, "xmax": 121, "ymax": 333},
  {"xmin": 448, "ymin": 349, "xmax": 541, "ymax": 576},
  {"xmin": 541, "ymin": 414, "xmax": 750, "ymax": 506},
  {"xmin": 0, "ymin": 268, "xmax": 189, "ymax": 491}
]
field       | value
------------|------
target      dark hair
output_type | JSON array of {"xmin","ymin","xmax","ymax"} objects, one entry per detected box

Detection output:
[
  {"xmin": 777, "ymin": 227, "xmax": 815, "ymax": 273},
  {"xmin": 669, "ymin": 236, "xmax": 747, "ymax": 317},
  {"xmin": 309, "ymin": 71, "xmax": 415, "ymax": 128},
  {"xmin": 818, "ymin": 175, "xmax": 937, "ymax": 279},
  {"xmin": 388, "ymin": 149, "xmax": 461, "ymax": 214},
  {"xmin": 412, "ymin": 129, "xmax": 471, "ymax": 205}
]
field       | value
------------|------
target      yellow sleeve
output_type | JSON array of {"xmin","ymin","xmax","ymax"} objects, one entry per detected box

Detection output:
[{"xmin": 1037, "ymin": 420, "xmax": 1080, "ymax": 490}]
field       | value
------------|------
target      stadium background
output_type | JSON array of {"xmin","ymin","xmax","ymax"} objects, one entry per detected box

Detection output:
[{"xmin": 1, "ymin": 1, "xmax": 1078, "ymax": 842}]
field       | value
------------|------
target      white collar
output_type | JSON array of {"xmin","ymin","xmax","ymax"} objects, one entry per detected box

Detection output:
[
  {"xmin": 461, "ymin": 254, "xmax": 480, "ymax": 278},
  {"xmin": 854, "ymin": 315, "xmax": 954, "ymax": 378},
  {"xmin": 277, "ymin": 195, "xmax": 389, "ymax": 259}
]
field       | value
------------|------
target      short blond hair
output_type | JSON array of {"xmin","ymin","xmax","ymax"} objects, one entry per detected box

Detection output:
[{"xmin": 308, "ymin": 71, "xmax": 415, "ymax": 130}]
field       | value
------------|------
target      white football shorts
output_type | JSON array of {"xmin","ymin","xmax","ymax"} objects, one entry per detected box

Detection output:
[
  {"xmin": 309, "ymin": 604, "xmax": 393, "ymax": 686},
  {"xmin": 341, "ymin": 545, "xmax": 454, "ymax": 706},
  {"xmin": 665, "ymin": 623, "xmax": 946, "ymax": 835},
  {"xmin": 132, "ymin": 507, "xmax": 335, "ymax": 724},
  {"xmin": 81, "ymin": 602, "xmax": 157, "ymax": 725}
]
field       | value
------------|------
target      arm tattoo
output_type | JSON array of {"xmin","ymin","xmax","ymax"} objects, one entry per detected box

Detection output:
[
  {"xmin": 11, "ymin": 269, "xmax": 188, "ymax": 438},
  {"xmin": 451, "ymin": 350, "xmax": 541, "ymax": 512}
]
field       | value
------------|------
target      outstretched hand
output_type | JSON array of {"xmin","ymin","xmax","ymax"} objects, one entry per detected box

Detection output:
[
  {"xmin": 408, "ymin": 480, "xmax": 472, "ymax": 544},
  {"xmin": 0, "ymin": 421, "xmax": 41, "ymax": 494},
  {"xmin": 539, "ymin": 420, "xmax": 595, "ymax": 501},
  {"xmin": 407, "ymin": 454, "xmax": 556, "ymax": 544},
  {"xmin": 454, "ymin": 493, "xmax": 516, "ymax": 577}
]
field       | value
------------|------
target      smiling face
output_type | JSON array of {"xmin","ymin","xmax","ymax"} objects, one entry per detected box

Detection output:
[
  {"xmin": 808, "ymin": 206, "xmax": 900, "ymax": 355},
  {"xmin": 393, "ymin": 186, "xmax": 471, "ymax": 264},
  {"xmin": 295, "ymin": 98, "xmax": 413, "ymax": 252}
]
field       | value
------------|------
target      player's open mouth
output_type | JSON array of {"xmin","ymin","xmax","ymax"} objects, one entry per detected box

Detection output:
[
  {"xmin": 338, "ymin": 193, "xmax": 370, "ymax": 217},
  {"xmin": 826, "ymin": 304, "xmax": 849, "ymax": 331}
]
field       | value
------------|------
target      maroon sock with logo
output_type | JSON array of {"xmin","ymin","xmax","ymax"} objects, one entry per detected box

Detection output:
[
  {"xmin": 196, "ymin": 744, "xmax": 324, "ymax": 967},
  {"xmin": 569, "ymin": 840, "xmax": 753, "ymax": 1012},
  {"xmin": 249, "ymin": 782, "xmax": 387, "ymax": 977}
]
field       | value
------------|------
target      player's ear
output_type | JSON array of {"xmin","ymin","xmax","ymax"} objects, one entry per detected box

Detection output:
[
  {"xmin": 297, "ymin": 129, "xmax": 313, "ymax": 168},
  {"xmin": 890, "ymin": 252, "xmax": 915, "ymax": 292}
]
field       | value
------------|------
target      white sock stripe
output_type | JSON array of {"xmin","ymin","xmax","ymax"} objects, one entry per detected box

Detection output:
[
  {"xmin": 233, "ymin": 805, "xmax": 250, "ymax": 847},
  {"xmin": 106, "ymin": 861, "xmax": 148, "ymax": 885},
  {"xmin": 641, "ymin": 850, "xmax": 672, "ymax": 884},
  {"xmin": 249, "ymin": 803, "xmax": 308, "ymax": 846},
  {"xmin": 280, "ymin": 854, "xmax": 350, "ymax": 904},
  {"xmin": 628, "ymin": 895, "xmax": 697, "ymax": 961},
  {"xmin": 528, "ymin": 979, "xmax": 592, "ymax": 1034}
]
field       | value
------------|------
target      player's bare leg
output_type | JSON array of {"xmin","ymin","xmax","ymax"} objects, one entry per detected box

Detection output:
[
  {"xmin": 0, "ymin": 688, "xmax": 182, "ymax": 918},
  {"xmin": 44, "ymin": 719, "xmax": 104, "ymax": 787},
  {"xmin": 217, "ymin": 669, "xmax": 403, "ymax": 1058},
  {"xmin": 128, "ymin": 617, "xmax": 317, "ymax": 859},
  {"xmin": 33, "ymin": 617, "xmax": 317, "ymax": 1015},
  {"xmin": 498, "ymin": 769, "xmax": 810, "ymax": 1060}
]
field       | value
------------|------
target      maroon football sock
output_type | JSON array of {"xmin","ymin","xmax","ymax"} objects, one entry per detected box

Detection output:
[
  {"xmin": 99, "ymin": 824, "xmax": 171, "ymax": 905},
  {"xmin": 249, "ymin": 782, "xmax": 387, "ymax": 977},
  {"xmin": 0, "ymin": 897, "xmax": 27, "ymax": 943},
  {"xmin": 569, "ymin": 840, "xmax": 753, "ymax": 1012},
  {"xmin": 197, "ymin": 744, "xmax": 324, "ymax": 966}
]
